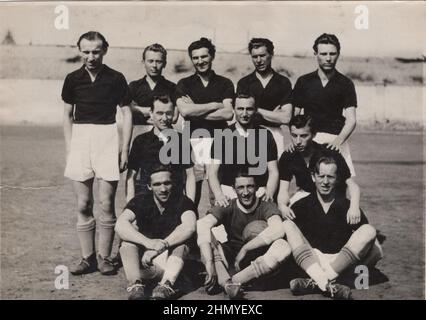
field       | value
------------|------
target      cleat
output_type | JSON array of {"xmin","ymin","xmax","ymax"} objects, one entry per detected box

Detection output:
[
  {"xmin": 324, "ymin": 281, "xmax": 352, "ymax": 300},
  {"xmin": 127, "ymin": 280, "xmax": 147, "ymax": 300},
  {"xmin": 151, "ymin": 281, "xmax": 177, "ymax": 300},
  {"xmin": 289, "ymin": 278, "xmax": 321, "ymax": 296},
  {"xmin": 98, "ymin": 254, "xmax": 118, "ymax": 275},
  {"xmin": 70, "ymin": 254, "xmax": 97, "ymax": 275},
  {"xmin": 224, "ymin": 280, "xmax": 243, "ymax": 299}
]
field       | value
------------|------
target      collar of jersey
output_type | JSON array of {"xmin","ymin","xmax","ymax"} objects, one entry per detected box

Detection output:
[{"xmin": 236, "ymin": 197, "xmax": 260, "ymax": 214}]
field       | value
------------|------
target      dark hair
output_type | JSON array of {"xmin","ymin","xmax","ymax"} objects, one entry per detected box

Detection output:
[
  {"xmin": 312, "ymin": 155, "xmax": 337, "ymax": 175},
  {"xmin": 148, "ymin": 163, "xmax": 174, "ymax": 183},
  {"xmin": 313, "ymin": 33, "xmax": 341, "ymax": 53},
  {"xmin": 151, "ymin": 95, "xmax": 174, "ymax": 111},
  {"xmin": 77, "ymin": 31, "xmax": 109, "ymax": 50},
  {"xmin": 233, "ymin": 167, "xmax": 256, "ymax": 185},
  {"xmin": 248, "ymin": 38, "xmax": 274, "ymax": 55},
  {"xmin": 234, "ymin": 93, "xmax": 256, "ymax": 108},
  {"xmin": 289, "ymin": 115, "xmax": 317, "ymax": 135},
  {"xmin": 188, "ymin": 37, "xmax": 216, "ymax": 59},
  {"xmin": 142, "ymin": 43, "xmax": 167, "ymax": 64}
]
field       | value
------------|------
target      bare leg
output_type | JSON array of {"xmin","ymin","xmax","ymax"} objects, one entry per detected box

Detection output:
[{"xmin": 98, "ymin": 179, "xmax": 118, "ymax": 258}]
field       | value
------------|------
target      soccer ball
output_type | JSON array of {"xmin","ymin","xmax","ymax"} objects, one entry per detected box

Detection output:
[{"xmin": 242, "ymin": 220, "xmax": 268, "ymax": 242}]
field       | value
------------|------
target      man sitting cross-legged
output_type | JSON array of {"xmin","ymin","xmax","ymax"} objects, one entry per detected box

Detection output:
[
  {"xmin": 115, "ymin": 165, "xmax": 197, "ymax": 300},
  {"xmin": 197, "ymin": 170, "xmax": 291, "ymax": 299},
  {"xmin": 282, "ymin": 155, "xmax": 383, "ymax": 300}
]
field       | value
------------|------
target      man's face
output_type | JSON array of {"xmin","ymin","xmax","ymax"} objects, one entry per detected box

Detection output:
[
  {"xmin": 190, "ymin": 47, "xmax": 213, "ymax": 74},
  {"xmin": 315, "ymin": 43, "xmax": 339, "ymax": 72},
  {"xmin": 250, "ymin": 46, "xmax": 272, "ymax": 74},
  {"xmin": 235, "ymin": 98, "xmax": 256, "ymax": 127},
  {"xmin": 234, "ymin": 176, "xmax": 257, "ymax": 207},
  {"xmin": 149, "ymin": 171, "xmax": 174, "ymax": 204},
  {"xmin": 290, "ymin": 125, "xmax": 314, "ymax": 153},
  {"xmin": 79, "ymin": 38, "xmax": 106, "ymax": 72},
  {"xmin": 143, "ymin": 50, "xmax": 165, "ymax": 78},
  {"xmin": 150, "ymin": 100, "xmax": 174, "ymax": 131},
  {"xmin": 313, "ymin": 162, "xmax": 338, "ymax": 198}
]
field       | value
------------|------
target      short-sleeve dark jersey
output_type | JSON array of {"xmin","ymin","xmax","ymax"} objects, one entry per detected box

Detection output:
[
  {"xmin": 291, "ymin": 194, "xmax": 368, "ymax": 254},
  {"xmin": 127, "ymin": 76, "xmax": 176, "ymax": 125},
  {"xmin": 278, "ymin": 142, "xmax": 351, "ymax": 193},
  {"xmin": 210, "ymin": 198, "xmax": 280, "ymax": 248},
  {"xmin": 128, "ymin": 129, "xmax": 193, "ymax": 196},
  {"xmin": 61, "ymin": 65, "xmax": 131, "ymax": 124},
  {"xmin": 237, "ymin": 70, "xmax": 292, "ymax": 127},
  {"xmin": 125, "ymin": 194, "xmax": 197, "ymax": 240},
  {"xmin": 292, "ymin": 71, "xmax": 357, "ymax": 134},
  {"xmin": 176, "ymin": 71, "xmax": 235, "ymax": 135},
  {"xmin": 211, "ymin": 124, "xmax": 278, "ymax": 187}
]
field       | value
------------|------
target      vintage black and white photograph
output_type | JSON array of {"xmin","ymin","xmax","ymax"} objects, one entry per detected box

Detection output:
[{"xmin": 0, "ymin": 1, "xmax": 424, "ymax": 301}]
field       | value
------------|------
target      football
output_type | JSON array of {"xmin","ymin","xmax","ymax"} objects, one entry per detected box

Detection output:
[{"xmin": 242, "ymin": 220, "xmax": 268, "ymax": 242}]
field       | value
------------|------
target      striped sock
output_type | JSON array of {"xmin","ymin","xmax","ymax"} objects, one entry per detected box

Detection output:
[
  {"xmin": 293, "ymin": 244, "xmax": 328, "ymax": 291},
  {"xmin": 330, "ymin": 246, "xmax": 360, "ymax": 277}
]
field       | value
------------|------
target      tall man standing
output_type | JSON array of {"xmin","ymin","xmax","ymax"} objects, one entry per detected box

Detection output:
[
  {"xmin": 128, "ymin": 43, "xmax": 178, "ymax": 141},
  {"xmin": 176, "ymin": 38, "xmax": 234, "ymax": 207},
  {"xmin": 292, "ymin": 34, "xmax": 357, "ymax": 176},
  {"xmin": 237, "ymin": 38, "xmax": 293, "ymax": 156},
  {"xmin": 62, "ymin": 31, "xmax": 132, "ymax": 275}
]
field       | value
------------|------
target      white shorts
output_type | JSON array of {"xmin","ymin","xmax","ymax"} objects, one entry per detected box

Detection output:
[
  {"xmin": 190, "ymin": 137, "xmax": 215, "ymax": 182},
  {"xmin": 313, "ymin": 132, "xmax": 356, "ymax": 177},
  {"xmin": 65, "ymin": 123, "xmax": 120, "ymax": 182},
  {"xmin": 312, "ymin": 248, "xmax": 339, "ymax": 275},
  {"xmin": 263, "ymin": 125, "xmax": 285, "ymax": 157}
]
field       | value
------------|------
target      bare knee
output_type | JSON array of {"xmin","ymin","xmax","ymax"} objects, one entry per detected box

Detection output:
[
  {"xmin": 282, "ymin": 220, "xmax": 297, "ymax": 233},
  {"xmin": 99, "ymin": 196, "xmax": 115, "ymax": 214},
  {"xmin": 76, "ymin": 196, "xmax": 93, "ymax": 216},
  {"xmin": 357, "ymin": 224, "xmax": 377, "ymax": 242}
]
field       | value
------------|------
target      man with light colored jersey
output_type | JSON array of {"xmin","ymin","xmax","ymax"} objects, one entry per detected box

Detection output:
[
  {"xmin": 277, "ymin": 115, "xmax": 361, "ymax": 224},
  {"xmin": 282, "ymin": 155, "xmax": 383, "ymax": 300},
  {"xmin": 237, "ymin": 38, "xmax": 293, "ymax": 156},
  {"xmin": 116, "ymin": 165, "xmax": 197, "ymax": 300},
  {"xmin": 126, "ymin": 95, "xmax": 195, "ymax": 201},
  {"xmin": 62, "ymin": 31, "xmax": 132, "ymax": 276},
  {"xmin": 176, "ymin": 37, "xmax": 235, "ymax": 207},
  {"xmin": 128, "ymin": 43, "xmax": 178, "ymax": 142},
  {"xmin": 292, "ymin": 33, "xmax": 357, "ymax": 176},
  {"xmin": 197, "ymin": 170, "xmax": 290, "ymax": 299},
  {"xmin": 209, "ymin": 94, "xmax": 279, "ymax": 207}
]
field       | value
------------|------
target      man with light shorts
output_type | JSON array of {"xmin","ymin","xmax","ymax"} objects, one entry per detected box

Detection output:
[
  {"xmin": 62, "ymin": 31, "xmax": 132, "ymax": 275},
  {"xmin": 127, "ymin": 43, "xmax": 178, "ymax": 142},
  {"xmin": 282, "ymin": 155, "xmax": 383, "ymax": 300},
  {"xmin": 176, "ymin": 37, "xmax": 234, "ymax": 207},
  {"xmin": 237, "ymin": 38, "xmax": 293, "ymax": 156},
  {"xmin": 292, "ymin": 33, "xmax": 357, "ymax": 176},
  {"xmin": 116, "ymin": 165, "xmax": 197, "ymax": 300}
]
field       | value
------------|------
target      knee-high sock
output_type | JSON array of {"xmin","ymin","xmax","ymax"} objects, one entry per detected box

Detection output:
[
  {"xmin": 120, "ymin": 242, "xmax": 142, "ymax": 284},
  {"xmin": 293, "ymin": 244, "xmax": 328, "ymax": 291},
  {"xmin": 98, "ymin": 216, "xmax": 116, "ymax": 258},
  {"xmin": 212, "ymin": 245, "xmax": 231, "ymax": 286},
  {"xmin": 329, "ymin": 246, "xmax": 360, "ymax": 279},
  {"xmin": 76, "ymin": 218, "xmax": 96, "ymax": 259}
]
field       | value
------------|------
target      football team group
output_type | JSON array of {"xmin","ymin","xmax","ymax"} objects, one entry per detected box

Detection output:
[{"xmin": 61, "ymin": 31, "xmax": 383, "ymax": 300}]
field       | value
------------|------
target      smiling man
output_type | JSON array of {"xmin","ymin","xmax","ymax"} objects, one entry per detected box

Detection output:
[
  {"xmin": 237, "ymin": 38, "xmax": 293, "ymax": 156},
  {"xmin": 62, "ymin": 31, "xmax": 132, "ymax": 276},
  {"xmin": 116, "ymin": 165, "xmax": 197, "ymax": 300},
  {"xmin": 128, "ymin": 44, "xmax": 178, "ymax": 141},
  {"xmin": 197, "ymin": 170, "xmax": 290, "ymax": 299},
  {"xmin": 292, "ymin": 34, "xmax": 357, "ymax": 176},
  {"xmin": 176, "ymin": 38, "xmax": 235, "ymax": 207},
  {"xmin": 282, "ymin": 156, "xmax": 383, "ymax": 300}
]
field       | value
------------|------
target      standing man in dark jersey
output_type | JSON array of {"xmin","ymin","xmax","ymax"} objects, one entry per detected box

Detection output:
[
  {"xmin": 176, "ymin": 38, "xmax": 235, "ymax": 207},
  {"xmin": 62, "ymin": 31, "xmax": 132, "ymax": 275},
  {"xmin": 237, "ymin": 38, "xmax": 293, "ymax": 156},
  {"xmin": 292, "ymin": 34, "xmax": 357, "ymax": 176},
  {"xmin": 128, "ymin": 43, "xmax": 177, "ymax": 141}
]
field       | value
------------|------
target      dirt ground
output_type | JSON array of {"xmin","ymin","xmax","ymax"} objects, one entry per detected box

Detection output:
[{"xmin": 0, "ymin": 126, "xmax": 424, "ymax": 300}]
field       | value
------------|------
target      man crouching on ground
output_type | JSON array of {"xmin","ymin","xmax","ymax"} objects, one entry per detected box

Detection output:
[
  {"xmin": 197, "ymin": 169, "xmax": 291, "ymax": 299},
  {"xmin": 115, "ymin": 164, "xmax": 197, "ymax": 300}
]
